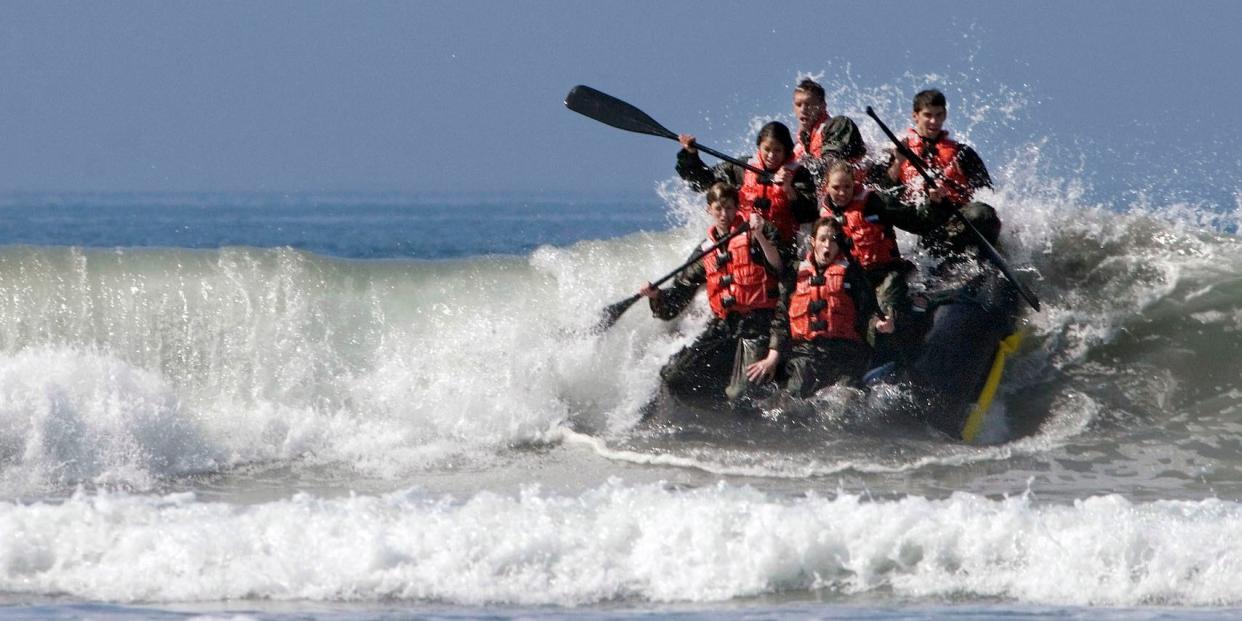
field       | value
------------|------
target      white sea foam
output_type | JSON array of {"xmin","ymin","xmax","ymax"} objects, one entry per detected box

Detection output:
[
  {"xmin": 0, "ymin": 347, "xmax": 221, "ymax": 495},
  {"xmin": 0, "ymin": 179, "xmax": 1238, "ymax": 495},
  {"xmin": 2, "ymin": 72, "xmax": 1242, "ymax": 502},
  {"xmin": 0, "ymin": 237, "xmax": 709, "ymax": 493},
  {"xmin": 1, "ymin": 483, "xmax": 1240, "ymax": 607}
]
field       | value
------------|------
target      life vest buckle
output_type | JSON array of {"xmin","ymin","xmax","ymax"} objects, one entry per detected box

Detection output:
[
  {"xmin": 720, "ymin": 295, "xmax": 736, "ymax": 308},
  {"xmin": 808, "ymin": 299, "xmax": 827, "ymax": 314},
  {"xmin": 810, "ymin": 320, "xmax": 828, "ymax": 331},
  {"xmin": 718, "ymin": 274, "xmax": 733, "ymax": 287},
  {"xmin": 715, "ymin": 249, "xmax": 732, "ymax": 265},
  {"xmin": 752, "ymin": 197, "xmax": 771, "ymax": 213},
  {"xmin": 809, "ymin": 275, "xmax": 826, "ymax": 286}
]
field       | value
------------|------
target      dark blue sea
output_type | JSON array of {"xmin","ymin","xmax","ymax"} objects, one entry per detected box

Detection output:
[{"xmin": 0, "ymin": 192, "xmax": 671, "ymax": 259}]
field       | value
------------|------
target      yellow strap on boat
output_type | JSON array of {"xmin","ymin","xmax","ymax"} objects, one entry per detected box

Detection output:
[{"xmin": 960, "ymin": 331, "xmax": 1024, "ymax": 442}]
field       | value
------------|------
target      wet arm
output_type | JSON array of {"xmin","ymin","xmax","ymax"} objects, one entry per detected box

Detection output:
[
  {"xmin": 866, "ymin": 151, "xmax": 902, "ymax": 191},
  {"xmin": 648, "ymin": 246, "xmax": 708, "ymax": 320},
  {"xmin": 769, "ymin": 268, "xmax": 796, "ymax": 355},
  {"xmin": 957, "ymin": 145, "xmax": 993, "ymax": 191},
  {"xmin": 676, "ymin": 150, "xmax": 744, "ymax": 192},
  {"xmin": 847, "ymin": 263, "xmax": 881, "ymax": 336},
  {"xmin": 755, "ymin": 221, "xmax": 784, "ymax": 273},
  {"xmin": 789, "ymin": 166, "xmax": 819, "ymax": 224},
  {"xmin": 821, "ymin": 115, "xmax": 867, "ymax": 161},
  {"xmin": 865, "ymin": 190, "xmax": 949, "ymax": 235}
]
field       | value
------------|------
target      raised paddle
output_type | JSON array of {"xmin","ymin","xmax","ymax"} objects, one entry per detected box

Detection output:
[
  {"xmin": 593, "ymin": 223, "xmax": 750, "ymax": 332},
  {"xmin": 864, "ymin": 106, "xmax": 1041, "ymax": 312},
  {"xmin": 565, "ymin": 85, "xmax": 771, "ymax": 181}
]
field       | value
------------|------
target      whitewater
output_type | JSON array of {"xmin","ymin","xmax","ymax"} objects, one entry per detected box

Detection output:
[{"xmin": 3, "ymin": 86, "xmax": 1242, "ymax": 620}]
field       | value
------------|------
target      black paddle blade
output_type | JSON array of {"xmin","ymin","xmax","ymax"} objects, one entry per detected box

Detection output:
[
  {"xmin": 565, "ymin": 85, "xmax": 677, "ymax": 140},
  {"xmin": 594, "ymin": 292, "xmax": 642, "ymax": 333}
]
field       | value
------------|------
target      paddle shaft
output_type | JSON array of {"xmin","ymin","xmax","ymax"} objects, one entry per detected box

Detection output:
[
  {"xmin": 652, "ymin": 223, "xmax": 749, "ymax": 289},
  {"xmin": 865, "ymin": 106, "xmax": 971, "ymax": 197},
  {"xmin": 686, "ymin": 143, "xmax": 771, "ymax": 180},
  {"xmin": 864, "ymin": 106, "xmax": 1041, "ymax": 312},
  {"xmin": 564, "ymin": 85, "xmax": 771, "ymax": 180},
  {"xmin": 596, "ymin": 223, "xmax": 750, "ymax": 331}
]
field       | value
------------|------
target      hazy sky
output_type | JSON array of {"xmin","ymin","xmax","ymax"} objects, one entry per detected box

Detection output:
[{"xmin": 2, "ymin": 1, "xmax": 1239, "ymax": 198}]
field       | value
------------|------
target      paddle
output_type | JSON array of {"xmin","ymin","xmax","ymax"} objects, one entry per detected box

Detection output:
[
  {"xmin": 864, "ymin": 106, "xmax": 1041, "ymax": 312},
  {"xmin": 565, "ymin": 85, "xmax": 771, "ymax": 181},
  {"xmin": 593, "ymin": 223, "xmax": 750, "ymax": 332}
]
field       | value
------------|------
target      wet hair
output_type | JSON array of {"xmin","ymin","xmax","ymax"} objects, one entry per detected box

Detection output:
[
  {"xmin": 811, "ymin": 216, "xmax": 844, "ymax": 240},
  {"xmin": 825, "ymin": 159, "xmax": 854, "ymax": 181},
  {"xmin": 913, "ymin": 89, "xmax": 947, "ymax": 113},
  {"xmin": 812, "ymin": 215, "xmax": 851, "ymax": 254},
  {"xmin": 794, "ymin": 78, "xmax": 826, "ymax": 102},
  {"xmin": 705, "ymin": 182, "xmax": 739, "ymax": 206},
  {"xmin": 755, "ymin": 121, "xmax": 795, "ymax": 157}
]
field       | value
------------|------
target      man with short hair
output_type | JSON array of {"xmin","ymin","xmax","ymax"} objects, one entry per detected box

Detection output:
[
  {"xmin": 791, "ymin": 78, "xmax": 866, "ymax": 188},
  {"xmin": 881, "ymin": 88, "xmax": 1001, "ymax": 255}
]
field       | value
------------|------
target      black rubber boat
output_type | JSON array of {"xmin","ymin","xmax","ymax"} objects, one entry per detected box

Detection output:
[
  {"xmin": 867, "ymin": 263, "xmax": 1025, "ymax": 442},
  {"xmin": 641, "ymin": 263, "xmax": 1026, "ymax": 443}
]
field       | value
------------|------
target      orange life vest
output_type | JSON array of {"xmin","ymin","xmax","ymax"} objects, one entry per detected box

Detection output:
[
  {"xmin": 739, "ymin": 153, "xmax": 801, "ymax": 244},
  {"xmin": 788, "ymin": 255, "xmax": 861, "ymax": 343},
  {"xmin": 820, "ymin": 186, "xmax": 900, "ymax": 270},
  {"xmin": 703, "ymin": 218, "xmax": 779, "ymax": 319},
  {"xmin": 897, "ymin": 129, "xmax": 973, "ymax": 205},
  {"xmin": 792, "ymin": 113, "xmax": 829, "ymax": 160}
]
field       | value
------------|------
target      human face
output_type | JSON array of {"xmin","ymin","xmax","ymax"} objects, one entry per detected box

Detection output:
[
  {"xmin": 824, "ymin": 170, "xmax": 855, "ymax": 206},
  {"xmin": 913, "ymin": 105, "xmax": 947, "ymax": 139},
  {"xmin": 758, "ymin": 137, "xmax": 788, "ymax": 170},
  {"xmin": 793, "ymin": 91, "xmax": 825, "ymax": 131},
  {"xmin": 812, "ymin": 224, "xmax": 840, "ymax": 265},
  {"xmin": 707, "ymin": 197, "xmax": 739, "ymax": 234}
]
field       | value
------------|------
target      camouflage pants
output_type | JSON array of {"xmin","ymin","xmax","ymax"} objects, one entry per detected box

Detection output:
[{"xmin": 782, "ymin": 338, "xmax": 872, "ymax": 398}]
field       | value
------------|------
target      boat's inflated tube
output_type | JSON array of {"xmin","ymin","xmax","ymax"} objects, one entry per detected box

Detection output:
[{"xmin": 901, "ymin": 268, "xmax": 1022, "ymax": 439}]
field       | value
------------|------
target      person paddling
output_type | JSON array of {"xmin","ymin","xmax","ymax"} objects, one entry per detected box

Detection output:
[
  {"xmin": 876, "ymin": 89, "xmax": 1001, "ymax": 255},
  {"xmin": 639, "ymin": 182, "xmax": 784, "ymax": 405},
  {"xmin": 675, "ymin": 122, "xmax": 817, "ymax": 262},
  {"xmin": 749, "ymin": 217, "xmax": 890, "ymax": 397}
]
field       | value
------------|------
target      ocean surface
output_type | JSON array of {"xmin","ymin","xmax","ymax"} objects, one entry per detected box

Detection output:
[{"xmin": 4, "ymin": 108, "xmax": 1242, "ymax": 618}]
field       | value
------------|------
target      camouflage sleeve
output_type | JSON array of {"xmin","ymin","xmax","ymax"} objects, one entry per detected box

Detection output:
[
  {"xmin": 821, "ymin": 115, "xmax": 867, "ymax": 160},
  {"xmin": 769, "ymin": 266, "xmax": 797, "ymax": 355},
  {"xmin": 756, "ymin": 221, "xmax": 787, "ymax": 273},
  {"xmin": 675, "ymin": 149, "xmax": 717, "ymax": 193},
  {"xmin": 865, "ymin": 190, "xmax": 950, "ymax": 235},
  {"xmin": 956, "ymin": 145, "xmax": 992, "ymax": 190},
  {"xmin": 846, "ymin": 261, "xmax": 880, "ymax": 336},
  {"xmin": 799, "ymin": 154, "xmax": 827, "ymax": 189},
  {"xmin": 648, "ymin": 243, "xmax": 708, "ymax": 320},
  {"xmin": 865, "ymin": 151, "xmax": 902, "ymax": 191},
  {"xmin": 790, "ymin": 166, "xmax": 820, "ymax": 225},
  {"xmin": 675, "ymin": 149, "xmax": 744, "ymax": 192},
  {"xmin": 802, "ymin": 117, "xmax": 866, "ymax": 189}
]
